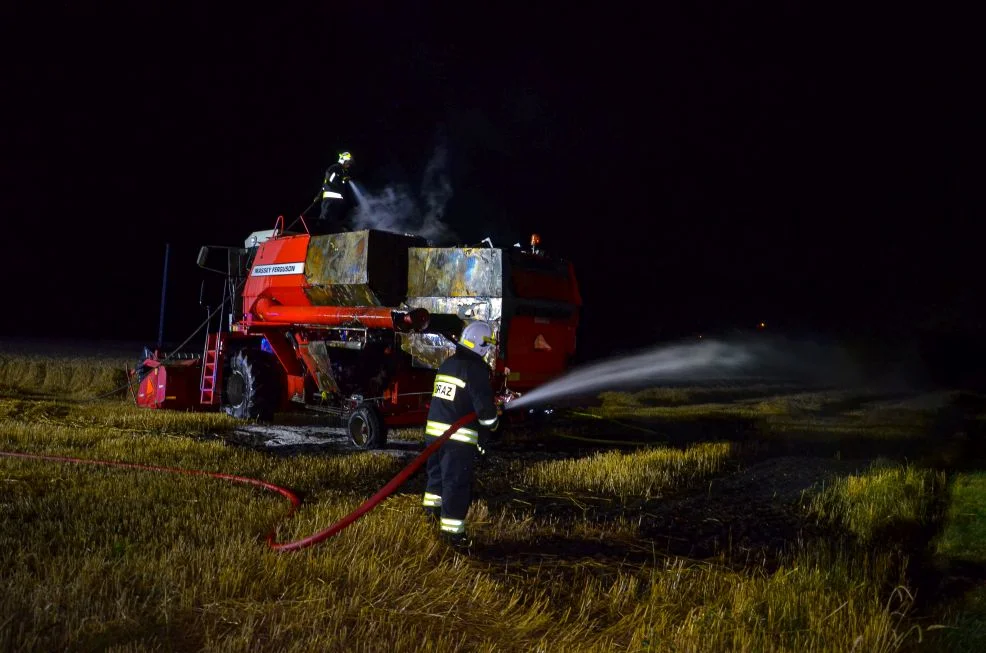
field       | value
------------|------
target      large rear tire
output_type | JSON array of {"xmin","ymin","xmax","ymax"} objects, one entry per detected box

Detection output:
[
  {"xmin": 223, "ymin": 349, "xmax": 280, "ymax": 422},
  {"xmin": 348, "ymin": 404, "xmax": 387, "ymax": 450}
]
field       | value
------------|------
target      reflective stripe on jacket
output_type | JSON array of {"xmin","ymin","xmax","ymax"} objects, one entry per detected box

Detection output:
[
  {"xmin": 321, "ymin": 163, "xmax": 348, "ymax": 200},
  {"xmin": 425, "ymin": 347, "xmax": 499, "ymax": 445}
]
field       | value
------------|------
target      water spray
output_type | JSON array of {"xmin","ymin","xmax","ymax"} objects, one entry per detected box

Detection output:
[
  {"xmin": 501, "ymin": 340, "xmax": 750, "ymax": 413},
  {"xmin": 349, "ymin": 180, "xmax": 368, "ymax": 210},
  {"xmin": 345, "ymin": 146, "xmax": 456, "ymax": 241},
  {"xmin": 502, "ymin": 336, "xmax": 859, "ymax": 413}
]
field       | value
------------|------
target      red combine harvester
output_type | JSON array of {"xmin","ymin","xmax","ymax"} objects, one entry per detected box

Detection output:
[{"xmin": 132, "ymin": 218, "xmax": 581, "ymax": 448}]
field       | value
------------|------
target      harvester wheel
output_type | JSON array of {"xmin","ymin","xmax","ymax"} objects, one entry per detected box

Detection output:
[
  {"xmin": 347, "ymin": 404, "xmax": 387, "ymax": 450},
  {"xmin": 223, "ymin": 349, "xmax": 280, "ymax": 422}
]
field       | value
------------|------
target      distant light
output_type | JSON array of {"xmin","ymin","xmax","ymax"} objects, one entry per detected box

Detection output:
[{"xmin": 758, "ymin": 321, "xmax": 766, "ymax": 329}]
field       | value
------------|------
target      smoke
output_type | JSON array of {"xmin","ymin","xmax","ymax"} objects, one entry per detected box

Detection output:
[{"xmin": 349, "ymin": 146, "xmax": 456, "ymax": 243}]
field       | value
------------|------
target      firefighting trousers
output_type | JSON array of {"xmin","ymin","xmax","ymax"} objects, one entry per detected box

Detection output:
[
  {"xmin": 422, "ymin": 436, "xmax": 477, "ymax": 534},
  {"xmin": 318, "ymin": 198, "xmax": 347, "ymax": 227}
]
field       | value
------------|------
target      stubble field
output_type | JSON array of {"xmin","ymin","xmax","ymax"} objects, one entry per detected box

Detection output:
[{"xmin": 2, "ymin": 347, "xmax": 985, "ymax": 651}]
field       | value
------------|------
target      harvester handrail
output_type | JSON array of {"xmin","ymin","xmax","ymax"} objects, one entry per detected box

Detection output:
[
  {"xmin": 280, "ymin": 213, "xmax": 312, "ymax": 236},
  {"xmin": 90, "ymin": 276, "xmax": 244, "ymax": 402}
]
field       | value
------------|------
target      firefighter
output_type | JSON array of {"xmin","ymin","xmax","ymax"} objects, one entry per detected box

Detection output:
[
  {"xmin": 422, "ymin": 320, "xmax": 501, "ymax": 549},
  {"xmin": 314, "ymin": 151, "xmax": 353, "ymax": 231}
]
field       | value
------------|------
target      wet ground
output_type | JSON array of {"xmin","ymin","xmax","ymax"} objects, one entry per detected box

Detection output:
[{"xmin": 225, "ymin": 423, "xmax": 423, "ymax": 459}]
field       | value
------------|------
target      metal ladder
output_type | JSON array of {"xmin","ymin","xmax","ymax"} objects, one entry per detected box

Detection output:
[{"xmin": 200, "ymin": 332, "xmax": 220, "ymax": 405}]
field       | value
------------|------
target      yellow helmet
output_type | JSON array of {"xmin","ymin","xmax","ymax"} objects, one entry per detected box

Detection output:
[{"xmin": 338, "ymin": 151, "xmax": 353, "ymax": 164}]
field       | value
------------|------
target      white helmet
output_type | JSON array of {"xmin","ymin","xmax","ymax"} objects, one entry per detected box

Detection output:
[{"xmin": 459, "ymin": 321, "xmax": 497, "ymax": 357}]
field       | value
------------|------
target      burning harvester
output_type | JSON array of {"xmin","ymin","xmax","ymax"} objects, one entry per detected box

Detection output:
[{"xmin": 132, "ymin": 219, "xmax": 581, "ymax": 449}]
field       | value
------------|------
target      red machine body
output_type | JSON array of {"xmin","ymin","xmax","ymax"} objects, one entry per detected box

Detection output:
[
  {"xmin": 134, "ymin": 358, "xmax": 201, "ymax": 409},
  {"xmin": 132, "ymin": 220, "xmax": 581, "ymax": 448}
]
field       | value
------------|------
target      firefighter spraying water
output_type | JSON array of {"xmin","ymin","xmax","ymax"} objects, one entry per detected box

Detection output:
[
  {"xmin": 314, "ymin": 151, "xmax": 354, "ymax": 232},
  {"xmin": 421, "ymin": 320, "xmax": 501, "ymax": 549}
]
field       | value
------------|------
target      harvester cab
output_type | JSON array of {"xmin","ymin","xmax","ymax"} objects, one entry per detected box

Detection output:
[
  {"xmin": 132, "ymin": 220, "xmax": 581, "ymax": 450},
  {"xmin": 244, "ymin": 229, "xmax": 277, "ymax": 250}
]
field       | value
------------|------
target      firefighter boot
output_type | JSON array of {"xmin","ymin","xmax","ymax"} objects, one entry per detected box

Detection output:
[{"xmin": 441, "ymin": 530, "xmax": 473, "ymax": 551}]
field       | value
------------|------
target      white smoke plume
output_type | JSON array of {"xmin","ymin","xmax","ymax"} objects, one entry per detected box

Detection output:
[{"xmin": 349, "ymin": 146, "xmax": 456, "ymax": 243}]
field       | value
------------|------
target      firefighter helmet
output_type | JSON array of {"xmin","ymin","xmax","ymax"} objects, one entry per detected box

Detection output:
[
  {"xmin": 459, "ymin": 321, "xmax": 497, "ymax": 357},
  {"xmin": 338, "ymin": 151, "xmax": 353, "ymax": 165}
]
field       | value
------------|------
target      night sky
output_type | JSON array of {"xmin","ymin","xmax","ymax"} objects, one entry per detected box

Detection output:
[{"xmin": 1, "ymin": 4, "xmax": 980, "ymax": 363}]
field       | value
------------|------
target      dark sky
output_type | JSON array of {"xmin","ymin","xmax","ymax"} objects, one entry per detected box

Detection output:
[{"xmin": 1, "ymin": 4, "xmax": 980, "ymax": 360}]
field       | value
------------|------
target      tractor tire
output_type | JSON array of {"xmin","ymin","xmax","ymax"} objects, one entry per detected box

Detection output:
[
  {"xmin": 223, "ymin": 349, "xmax": 280, "ymax": 422},
  {"xmin": 347, "ymin": 404, "xmax": 387, "ymax": 450}
]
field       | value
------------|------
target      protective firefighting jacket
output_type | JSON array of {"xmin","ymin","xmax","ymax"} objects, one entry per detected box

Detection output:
[
  {"xmin": 425, "ymin": 347, "xmax": 500, "ymax": 446},
  {"xmin": 320, "ymin": 163, "xmax": 349, "ymax": 201}
]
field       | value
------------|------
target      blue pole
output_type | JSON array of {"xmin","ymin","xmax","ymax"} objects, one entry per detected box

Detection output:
[{"xmin": 157, "ymin": 242, "xmax": 170, "ymax": 350}]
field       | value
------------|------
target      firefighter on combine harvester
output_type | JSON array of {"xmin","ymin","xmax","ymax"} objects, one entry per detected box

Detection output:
[
  {"xmin": 314, "ymin": 151, "xmax": 353, "ymax": 231},
  {"xmin": 422, "ymin": 320, "xmax": 501, "ymax": 549}
]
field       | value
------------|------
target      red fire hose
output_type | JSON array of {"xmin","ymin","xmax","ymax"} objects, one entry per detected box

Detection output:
[
  {"xmin": 271, "ymin": 411, "xmax": 476, "ymax": 551},
  {"xmin": 0, "ymin": 412, "xmax": 477, "ymax": 553}
]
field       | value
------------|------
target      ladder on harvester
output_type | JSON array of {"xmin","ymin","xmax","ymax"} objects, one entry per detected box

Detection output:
[{"xmin": 200, "ymin": 332, "xmax": 220, "ymax": 405}]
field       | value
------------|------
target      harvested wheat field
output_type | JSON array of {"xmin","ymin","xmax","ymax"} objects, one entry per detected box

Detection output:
[{"xmin": 2, "ymin": 348, "xmax": 986, "ymax": 651}]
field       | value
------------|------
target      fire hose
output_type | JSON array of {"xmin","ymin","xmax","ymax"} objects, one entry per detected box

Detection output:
[{"xmin": 0, "ymin": 412, "xmax": 477, "ymax": 553}]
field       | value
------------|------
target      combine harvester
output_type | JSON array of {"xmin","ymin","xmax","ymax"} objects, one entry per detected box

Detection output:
[{"xmin": 132, "ymin": 218, "xmax": 582, "ymax": 449}]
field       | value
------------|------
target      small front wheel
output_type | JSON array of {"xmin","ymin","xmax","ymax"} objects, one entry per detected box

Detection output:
[{"xmin": 347, "ymin": 404, "xmax": 387, "ymax": 450}]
